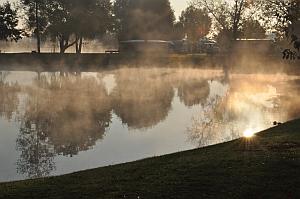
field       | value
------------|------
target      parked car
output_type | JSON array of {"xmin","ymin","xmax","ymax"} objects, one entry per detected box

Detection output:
[
  {"xmin": 198, "ymin": 39, "xmax": 220, "ymax": 54},
  {"xmin": 119, "ymin": 40, "xmax": 174, "ymax": 54}
]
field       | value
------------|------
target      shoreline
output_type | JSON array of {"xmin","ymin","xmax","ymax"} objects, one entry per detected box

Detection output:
[
  {"xmin": 1, "ymin": 118, "xmax": 299, "ymax": 198},
  {"xmin": 0, "ymin": 53, "xmax": 298, "ymax": 76}
]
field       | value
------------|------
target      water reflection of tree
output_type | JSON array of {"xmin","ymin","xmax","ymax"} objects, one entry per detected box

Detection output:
[
  {"xmin": 111, "ymin": 69, "xmax": 174, "ymax": 130},
  {"xmin": 178, "ymin": 79, "xmax": 210, "ymax": 107},
  {"xmin": 29, "ymin": 73, "xmax": 112, "ymax": 155},
  {"xmin": 0, "ymin": 72, "xmax": 20, "ymax": 120},
  {"xmin": 16, "ymin": 72, "xmax": 112, "ymax": 178},
  {"xmin": 278, "ymin": 79, "xmax": 300, "ymax": 120},
  {"xmin": 188, "ymin": 91, "xmax": 240, "ymax": 147},
  {"xmin": 16, "ymin": 125, "xmax": 56, "ymax": 179},
  {"xmin": 188, "ymin": 79, "xmax": 281, "ymax": 148}
]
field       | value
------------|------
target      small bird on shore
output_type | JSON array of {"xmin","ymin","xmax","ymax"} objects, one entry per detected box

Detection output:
[{"xmin": 273, "ymin": 121, "xmax": 282, "ymax": 126}]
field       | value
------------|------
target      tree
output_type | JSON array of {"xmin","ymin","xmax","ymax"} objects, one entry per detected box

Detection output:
[
  {"xmin": 113, "ymin": 0, "xmax": 175, "ymax": 40},
  {"xmin": 278, "ymin": 0, "xmax": 300, "ymax": 60},
  {"xmin": 194, "ymin": 0, "xmax": 245, "ymax": 40},
  {"xmin": 261, "ymin": 0, "xmax": 300, "ymax": 59},
  {"xmin": 287, "ymin": 1, "xmax": 300, "ymax": 59},
  {"xmin": 113, "ymin": 0, "xmax": 130, "ymax": 40},
  {"xmin": 0, "ymin": 2, "xmax": 23, "ymax": 42},
  {"xmin": 172, "ymin": 21, "xmax": 184, "ymax": 40},
  {"xmin": 193, "ymin": 0, "xmax": 260, "ymax": 49},
  {"xmin": 44, "ymin": 0, "xmax": 113, "ymax": 54},
  {"xmin": 45, "ymin": 0, "xmax": 77, "ymax": 54},
  {"xmin": 70, "ymin": 0, "xmax": 113, "ymax": 53},
  {"xmin": 21, "ymin": 0, "xmax": 48, "ymax": 53},
  {"xmin": 179, "ymin": 6, "xmax": 211, "ymax": 42},
  {"xmin": 241, "ymin": 19, "xmax": 266, "ymax": 39}
]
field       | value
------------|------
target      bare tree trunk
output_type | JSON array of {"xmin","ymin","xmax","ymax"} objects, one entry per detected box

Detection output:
[
  {"xmin": 232, "ymin": 0, "xmax": 244, "ymax": 40},
  {"xmin": 75, "ymin": 35, "xmax": 79, "ymax": 53},
  {"xmin": 35, "ymin": 1, "xmax": 41, "ymax": 53},
  {"xmin": 78, "ymin": 37, "xmax": 83, "ymax": 53},
  {"xmin": 59, "ymin": 39, "xmax": 66, "ymax": 54},
  {"xmin": 59, "ymin": 35, "xmax": 77, "ymax": 54},
  {"xmin": 75, "ymin": 35, "xmax": 83, "ymax": 54}
]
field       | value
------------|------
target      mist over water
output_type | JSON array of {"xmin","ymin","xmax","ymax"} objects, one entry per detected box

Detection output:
[
  {"xmin": 0, "ymin": 39, "xmax": 115, "ymax": 53},
  {"xmin": 0, "ymin": 67, "xmax": 299, "ymax": 182}
]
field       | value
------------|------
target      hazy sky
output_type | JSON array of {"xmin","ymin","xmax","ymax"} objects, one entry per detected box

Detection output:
[
  {"xmin": 170, "ymin": 0, "xmax": 190, "ymax": 19},
  {"xmin": 1, "ymin": 0, "xmax": 190, "ymax": 19}
]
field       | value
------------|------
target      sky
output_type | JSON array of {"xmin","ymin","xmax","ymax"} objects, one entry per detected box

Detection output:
[
  {"xmin": 170, "ymin": 0, "xmax": 190, "ymax": 20},
  {"xmin": 1, "ymin": 0, "xmax": 190, "ymax": 20}
]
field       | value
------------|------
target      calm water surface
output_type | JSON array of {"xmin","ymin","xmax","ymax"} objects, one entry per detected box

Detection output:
[{"xmin": 0, "ymin": 67, "xmax": 300, "ymax": 182}]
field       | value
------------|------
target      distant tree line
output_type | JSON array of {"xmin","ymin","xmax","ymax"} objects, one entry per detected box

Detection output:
[
  {"xmin": 0, "ymin": 0, "xmax": 299, "ymax": 57},
  {"xmin": 193, "ymin": 0, "xmax": 299, "ymax": 58},
  {"xmin": 20, "ymin": 0, "xmax": 113, "ymax": 53}
]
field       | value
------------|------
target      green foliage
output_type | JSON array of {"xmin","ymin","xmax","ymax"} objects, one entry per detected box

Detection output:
[
  {"xmin": 0, "ymin": 2, "xmax": 23, "ymax": 42},
  {"xmin": 113, "ymin": 0, "xmax": 175, "ymax": 40}
]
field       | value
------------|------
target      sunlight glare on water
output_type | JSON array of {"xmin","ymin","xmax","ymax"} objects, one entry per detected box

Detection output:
[{"xmin": 0, "ymin": 68, "xmax": 300, "ymax": 182}]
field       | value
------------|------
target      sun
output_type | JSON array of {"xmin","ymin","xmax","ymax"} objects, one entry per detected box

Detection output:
[{"xmin": 243, "ymin": 129, "xmax": 255, "ymax": 138}]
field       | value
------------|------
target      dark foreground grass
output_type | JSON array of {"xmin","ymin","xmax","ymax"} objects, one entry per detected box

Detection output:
[{"xmin": 1, "ymin": 119, "xmax": 300, "ymax": 199}]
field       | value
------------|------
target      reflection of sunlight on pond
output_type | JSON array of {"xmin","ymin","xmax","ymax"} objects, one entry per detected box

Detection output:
[
  {"xmin": 187, "ymin": 78, "xmax": 285, "ymax": 147},
  {"xmin": 1, "ymin": 69, "xmax": 300, "ymax": 182}
]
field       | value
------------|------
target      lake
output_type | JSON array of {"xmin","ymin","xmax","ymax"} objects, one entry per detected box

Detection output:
[{"xmin": 0, "ymin": 67, "xmax": 299, "ymax": 182}]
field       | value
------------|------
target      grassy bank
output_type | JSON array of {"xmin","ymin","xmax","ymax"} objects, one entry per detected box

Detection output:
[{"xmin": 0, "ymin": 119, "xmax": 299, "ymax": 199}]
